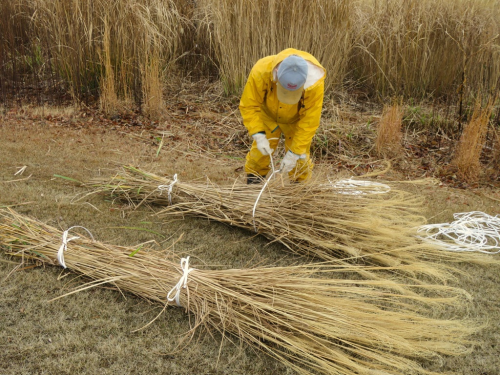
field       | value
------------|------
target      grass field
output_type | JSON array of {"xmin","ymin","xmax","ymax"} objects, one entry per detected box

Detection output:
[{"xmin": 1, "ymin": 86, "xmax": 500, "ymax": 374}]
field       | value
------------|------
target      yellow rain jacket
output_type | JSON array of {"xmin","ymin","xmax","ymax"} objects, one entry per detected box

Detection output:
[{"xmin": 239, "ymin": 48, "xmax": 326, "ymax": 181}]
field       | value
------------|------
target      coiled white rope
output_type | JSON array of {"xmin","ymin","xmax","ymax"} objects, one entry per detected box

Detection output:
[
  {"xmin": 167, "ymin": 256, "xmax": 195, "ymax": 307},
  {"xmin": 417, "ymin": 211, "xmax": 500, "ymax": 253},
  {"xmin": 57, "ymin": 226, "xmax": 95, "ymax": 268},
  {"xmin": 157, "ymin": 173, "xmax": 178, "ymax": 205},
  {"xmin": 325, "ymin": 178, "xmax": 391, "ymax": 195}
]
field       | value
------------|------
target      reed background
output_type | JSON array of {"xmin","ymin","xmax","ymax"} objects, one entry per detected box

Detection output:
[{"xmin": 1, "ymin": 0, "xmax": 499, "ymax": 104}]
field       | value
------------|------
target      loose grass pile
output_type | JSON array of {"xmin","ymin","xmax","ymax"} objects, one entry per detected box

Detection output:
[
  {"xmin": 0, "ymin": 208, "xmax": 479, "ymax": 375},
  {"xmin": 87, "ymin": 166, "xmax": 468, "ymax": 280}
]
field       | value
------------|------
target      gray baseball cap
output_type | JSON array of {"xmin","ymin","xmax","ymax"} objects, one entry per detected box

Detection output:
[{"xmin": 276, "ymin": 55, "xmax": 308, "ymax": 104}]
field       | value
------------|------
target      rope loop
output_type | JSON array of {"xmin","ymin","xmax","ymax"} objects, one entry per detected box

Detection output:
[
  {"xmin": 167, "ymin": 256, "xmax": 195, "ymax": 307},
  {"xmin": 157, "ymin": 173, "xmax": 178, "ymax": 205},
  {"xmin": 57, "ymin": 226, "xmax": 95, "ymax": 268},
  {"xmin": 252, "ymin": 153, "xmax": 281, "ymax": 233}
]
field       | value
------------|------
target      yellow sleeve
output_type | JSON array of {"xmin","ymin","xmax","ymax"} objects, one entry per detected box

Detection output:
[
  {"xmin": 289, "ymin": 81, "xmax": 324, "ymax": 155},
  {"xmin": 239, "ymin": 66, "xmax": 268, "ymax": 136}
]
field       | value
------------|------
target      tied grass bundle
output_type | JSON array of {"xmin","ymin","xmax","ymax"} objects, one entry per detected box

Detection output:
[
  {"xmin": 0, "ymin": 209, "xmax": 478, "ymax": 375},
  {"xmin": 89, "ymin": 166, "xmax": 458, "ymax": 277}
]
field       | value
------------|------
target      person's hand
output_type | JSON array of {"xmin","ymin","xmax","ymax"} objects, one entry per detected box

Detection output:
[
  {"xmin": 280, "ymin": 151, "xmax": 300, "ymax": 174},
  {"xmin": 252, "ymin": 133, "xmax": 273, "ymax": 155}
]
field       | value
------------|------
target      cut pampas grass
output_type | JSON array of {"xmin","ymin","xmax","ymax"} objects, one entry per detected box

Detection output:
[
  {"xmin": 0, "ymin": 208, "xmax": 480, "ymax": 375},
  {"xmin": 87, "ymin": 166, "xmax": 467, "ymax": 280}
]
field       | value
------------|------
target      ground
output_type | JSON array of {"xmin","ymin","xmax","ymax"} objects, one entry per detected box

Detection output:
[{"xmin": 1, "ymin": 87, "xmax": 500, "ymax": 374}]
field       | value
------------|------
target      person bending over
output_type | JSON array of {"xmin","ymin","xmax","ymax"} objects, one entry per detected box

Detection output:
[{"xmin": 239, "ymin": 48, "xmax": 326, "ymax": 184}]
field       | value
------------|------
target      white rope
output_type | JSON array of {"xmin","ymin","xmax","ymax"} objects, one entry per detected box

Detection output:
[
  {"xmin": 57, "ymin": 226, "xmax": 95, "ymax": 268},
  {"xmin": 167, "ymin": 256, "xmax": 195, "ymax": 307},
  {"xmin": 252, "ymin": 153, "xmax": 281, "ymax": 233},
  {"xmin": 417, "ymin": 211, "xmax": 500, "ymax": 253},
  {"xmin": 157, "ymin": 173, "xmax": 178, "ymax": 205},
  {"xmin": 325, "ymin": 178, "xmax": 391, "ymax": 195}
]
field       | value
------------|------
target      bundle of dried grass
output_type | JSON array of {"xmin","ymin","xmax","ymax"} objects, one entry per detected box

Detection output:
[
  {"xmin": 0, "ymin": 209, "xmax": 478, "ymax": 375},
  {"xmin": 88, "ymin": 166, "xmax": 461, "ymax": 278}
]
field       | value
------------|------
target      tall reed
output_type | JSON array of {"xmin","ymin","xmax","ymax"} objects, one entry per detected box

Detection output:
[
  {"xmin": 141, "ymin": 51, "xmax": 165, "ymax": 119},
  {"xmin": 352, "ymin": 0, "xmax": 500, "ymax": 99},
  {"xmin": 1, "ymin": 0, "xmax": 500, "ymax": 104},
  {"xmin": 20, "ymin": 0, "xmax": 186, "ymax": 110},
  {"xmin": 99, "ymin": 17, "xmax": 120, "ymax": 115},
  {"xmin": 198, "ymin": 0, "xmax": 353, "ymax": 94},
  {"xmin": 0, "ymin": 0, "xmax": 38, "ymax": 102}
]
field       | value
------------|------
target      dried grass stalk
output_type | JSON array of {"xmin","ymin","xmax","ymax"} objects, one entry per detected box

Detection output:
[
  {"xmin": 375, "ymin": 104, "xmax": 403, "ymax": 158},
  {"xmin": 141, "ymin": 52, "xmax": 165, "ymax": 119},
  {"xmin": 452, "ymin": 98, "xmax": 495, "ymax": 183},
  {"xmin": 491, "ymin": 126, "xmax": 500, "ymax": 172},
  {"xmin": 99, "ymin": 17, "xmax": 120, "ymax": 116},
  {"xmin": 197, "ymin": 0, "xmax": 353, "ymax": 94},
  {"xmin": 0, "ymin": 209, "xmax": 479, "ymax": 375},
  {"xmin": 87, "ymin": 166, "xmax": 476, "ymax": 280}
]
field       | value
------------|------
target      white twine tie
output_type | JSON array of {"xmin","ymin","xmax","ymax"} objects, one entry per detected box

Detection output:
[
  {"xmin": 417, "ymin": 211, "xmax": 500, "ymax": 253},
  {"xmin": 252, "ymin": 152, "xmax": 281, "ymax": 233},
  {"xmin": 167, "ymin": 256, "xmax": 195, "ymax": 307},
  {"xmin": 326, "ymin": 178, "xmax": 391, "ymax": 195},
  {"xmin": 157, "ymin": 173, "xmax": 178, "ymax": 205},
  {"xmin": 57, "ymin": 226, "xmax": 95, "ymax": 268}
]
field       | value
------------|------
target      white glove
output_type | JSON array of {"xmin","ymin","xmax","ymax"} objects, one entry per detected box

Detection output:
[
  {"xmin": 280, "ymin": 151, "xmax": 300, "ymax": 174},
  {"xmin": 252, "ymin": 133, "xmax": 273, "ymax": 155}
]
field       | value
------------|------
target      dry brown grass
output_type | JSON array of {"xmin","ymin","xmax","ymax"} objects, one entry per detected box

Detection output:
[
  {"xmin": 141, "ymin": 53, "xmax": 165, "ymax": 119},
  {"xmin": 492, "ymin": 126, "xmax": 500, "ymax": 171},
  {"xmin": 375, "ymin": 103, "xmax": 403, "ymax": 159},
  {"xmin": 99, "ymin": 18, "xmax": 121, "ymax": 116},
  {"xmin": 0, "ymin": 1, "xmax": 40, "ymax": 104},
  {"xmin": 452, "ymin": 98, "xmax": 495, "ymax": 182},
  {"xmin": 0, "ymin": 208, "xmax": 481, "ymax": 375},
  {"xmin": 25, "ymin": 104, "xmax": 78, "ymax": 118}
]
